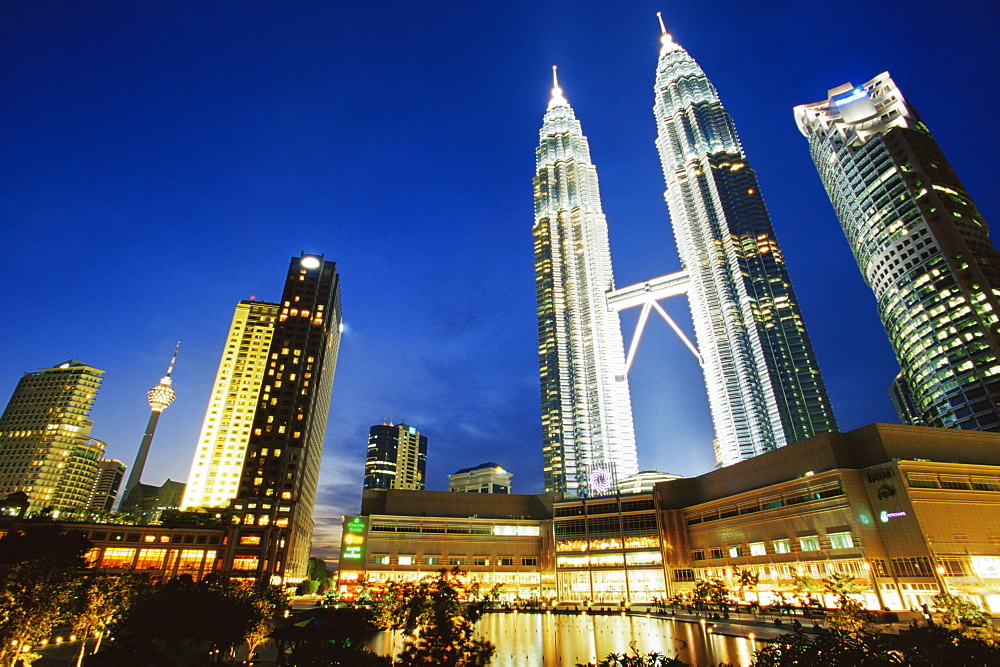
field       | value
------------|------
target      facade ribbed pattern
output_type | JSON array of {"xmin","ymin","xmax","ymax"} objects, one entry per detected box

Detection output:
[
  {"xmin": 795, "ymin": 73, "xmax": 1000, "ymax": 431},
  {"xmin": 0, "ymin": 361, "xmax": 105, "ymax": 514},
  {"xmin": 534, "ymin": 86, "xmax": 638, "ymax": 495},
  {"xmin": 653, "ymin": 35, "xmax": 837, "ymax": 466},
  {"xmin": 182, "ymin": 300, "xmax": 280, "ymax": 509}
]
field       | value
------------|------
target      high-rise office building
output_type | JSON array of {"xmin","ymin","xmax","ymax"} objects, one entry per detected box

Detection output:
[
  {"xmin": 220, "ymin": 253, "xmax": 342, "ymax": 584},
  {"xmin": 0, "ymin": 360, "xmax": 106, "ymax": 513},
  {"xmin": 363, "ymin": 422, "xmax": 427, "ymax": 491},
  {"xmin": 182, "ymin": 300, "xmax": 280, "ymax": 509},
  {"xmin": 795, "ymin": 74, "xmax": 1000, "ymax": 431},
  {"xmin": 889, "ymin": 373, "xmax": 925, "ymax": 427},
  {"xmin": 119, "ymin": 344, "xmax": 179, "ymax": 512},
  {"xmin": 652, "ymin": 19, "xmax": 837, "ymax": 466},
  {"xmin": 534, "ymin": 68, "xmax": 639, "ymax": 496},
  {"xmin": 86, "ymin": 458, "xmax": 126, "ymax": 513},
  {"xmin": 448, "ymin": 462, "xmax": 512, "ymax": 494}
]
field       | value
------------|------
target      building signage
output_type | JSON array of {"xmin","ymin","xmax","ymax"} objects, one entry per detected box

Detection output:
[
  {"xmin": 867, "ymin": 468, "xmax": 895, "ymax": 483},
  {"xmin": 341, "ymin": 516, "xmax": 368, "ymax": 561},
  {"xmin": 834, "ymin": 88, "xmax": 868, "ymax": 106},
  {"xmin": 879, "ymin": 510, "xmax": 907, "ymax": 522},
  {"xmin": 345, "ymin": 516, "xmax": 367, "ymax": 533}
]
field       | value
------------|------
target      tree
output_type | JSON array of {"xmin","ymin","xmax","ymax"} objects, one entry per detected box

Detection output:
[
  {"xmin": 692, "ymin": 578, "xmax": 730, "ymax": 615},
  {"xmin": 733, "ymin": 567, "xmax": 759, "ymax": 602},
  {"xmin": 112, "ymin": 575, "xmax": 286, "ymax": 664},
  {"xmin": 374, "ymin": 567, "xmax": 500, "ymax": 666},
  {"xmin": 306, "ymin": 557, "xmax": 330, "ymax": 583},
  {"xmin": 0, "ymin": 525, "xmax": 91, "ymax": 666},
  {"xmin": 753, "ymin": 628, "xmax": 903, "ymax": 666},
  {"xmin": 930, "ymin": 591, "xmax": 997, "ymax": 642},
  {"xmin": 72, "ymin": 573, "xmax": 144, "ymax": 666},
  {"xmin": 822, "ymin": 572, "xmax": 860, "ymax": 607},
  {"xmin": 577, "ymin": 641, "xmax": 689, "ymax": 666},
  {"xmin": 238, "ymin": 583, "xmax": 288, "ymax": 659}
]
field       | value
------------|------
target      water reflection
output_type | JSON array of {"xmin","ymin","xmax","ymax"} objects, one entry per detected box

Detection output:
[{"xmin": 370, "ymin": 613, "xmax": 759, "ymax": 666}]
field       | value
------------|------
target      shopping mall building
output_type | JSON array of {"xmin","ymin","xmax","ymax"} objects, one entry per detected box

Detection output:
[{"xmin": 338, "ymin": 424, "xmax": 1000, "ymax": 612}]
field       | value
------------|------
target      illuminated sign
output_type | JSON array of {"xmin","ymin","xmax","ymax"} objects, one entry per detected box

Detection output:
[
  {"xmin": 879, "ymin": 510, "xmax": 907, "ymax": 522},
  {"xmin": 342, "ymin": 546, "xmax": 364, "ymax": 560},
  {"xmin": 345, "ymin": 516, "xmax": 367, "ymax": 533},
  {"xmin": 343, "ymin": 532, "xmax": 364, "ymax": 546},
  {"xmin": 834, "ymin": 88, "xmax": 868, "ymax": 106}
]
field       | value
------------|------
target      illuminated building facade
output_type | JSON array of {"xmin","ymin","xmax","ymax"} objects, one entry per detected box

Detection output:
[
  {"xmin": 658, "ymin": 424, "xmax": 1000, "ymax": 613},
  {"xmin": 534, "ymin": 68, "xmax": 638, "ymax": 496},
  {"xmin": 120, "ymin": 345, "xmax": 179, "ymax": 512},
  {"xmin": 335, "ymin": 425, "xmax": 1000, "ymax": 612},
  {"xmin": 795, "ymin": 74, "xmax": 1000, "ymax": 432},
  {"xmin": 449, "ymin": 462, "xmax": 512, "ymax": 494},
  {"xmin": 363, "ymin": 422, "xmax": 427, "ymax": 491},
  {"xmin": 182, "ymin": 300, "xmax": 280, "ymax": 509},
  {"xmin": 651, "ymin": 21, "xmax": 837, "ymax": 467},
  {"xmin": 220, "ymin": 253, "xmax": 343, "ymax": 585},
  {"xmin": 0, "ymin": 519, "xmax": 225, "ymax": 583},
  {"xmin": 0, "ymin": 360, "xmax": 106, "ymax": 514},
  {"xmin": 337, "ymin": 489, "xmax": 558, "ymax": 599},
  {"xmin": 85, "ymin": 457, "xmax": 124, "ymax": 513}
]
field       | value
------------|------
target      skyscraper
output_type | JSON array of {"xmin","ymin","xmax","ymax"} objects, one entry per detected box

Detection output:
[
  {"xmin": 0, "ymin": 360, "xmax": 106, "ymax": 513},
  {"xmin": 651, "ymin": 18, "xmax": 837, "ymax": 466},
  {"xmin": 795, "ymin": 74, "xmax": 1000, "ymax": 431},
  {"xmin": 220, "ymin": 253, "xmax": 342, "ymax": 584},
  {"xmin": 182, "ymin": 300, "xmax": 280, "ymax": 509},
  {"xmin": 119, "ymin": 344, "xmax": 179, "ymax": 512},
  {"xmin": 363, "ymin": 422, "xmax": 427, "ymax": 491},
  {"xmin": 86, "ymin": 458, "xmax": 125, "ymax": 513},
  {"xmin": 534, "ymin": 68, "xmax": 638, "ymax": 496}
]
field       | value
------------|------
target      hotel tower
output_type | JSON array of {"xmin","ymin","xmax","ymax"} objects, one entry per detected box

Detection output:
[
  {"xmin": 795, "ymin": 74, "xmax": 1000, "ymax": 431},
  {"xmin": 534, "ymin": 68, "xmax": 638, "ymax": 495},
  {"xmin": 652, "ymin": 18, "xmax": 837, "ymax": 466},
  {"xmin": 182, "ymin": 300, "xmax": 280, "ymax": 509},
  {"xmin": 219, "ymin": 253, "xmax": 343, "ymax": 584}
]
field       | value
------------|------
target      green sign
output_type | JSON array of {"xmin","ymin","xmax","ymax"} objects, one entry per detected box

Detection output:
[{"xmin": 346, "ymin": 516, "xmax": 367, "ymax": 533}]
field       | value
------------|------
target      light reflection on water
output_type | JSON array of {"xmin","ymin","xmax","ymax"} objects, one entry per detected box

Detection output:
[{"xmin": 370, "ymin": 613, "xmax": 759, "ymax": 666}]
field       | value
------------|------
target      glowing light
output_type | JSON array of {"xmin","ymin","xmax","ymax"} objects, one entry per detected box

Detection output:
[{"xmin": 301, "ymin": 256, "xmax": 321, "ymax": 269}]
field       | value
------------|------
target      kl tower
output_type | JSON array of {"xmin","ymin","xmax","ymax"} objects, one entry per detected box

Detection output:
[{"xmin": 118, "ymin": 343, "xmax": 179, "ymax": 512}]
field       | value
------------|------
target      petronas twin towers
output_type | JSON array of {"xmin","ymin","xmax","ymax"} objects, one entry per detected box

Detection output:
[{"xmin": 535, "ymin": 20, "xmax": 837, "ymax": 495}]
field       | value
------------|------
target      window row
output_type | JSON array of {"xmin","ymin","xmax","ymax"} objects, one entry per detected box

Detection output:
[
  {"xmin": 686, "ymin": 485, "xmax": 844, "ymax": 525},
  {"xmin": 370, "ymin": 555, "xmax": 537, "ymax": 567},
  {"xmin": 691, "ymin": 532, "xmax": 855, "ymax": 561}
]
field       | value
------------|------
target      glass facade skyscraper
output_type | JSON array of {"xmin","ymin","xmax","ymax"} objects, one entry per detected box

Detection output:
[
  {"xmin": 363, "ymin": 422, "xmax": 427, "ymax": 491},
  {"xmin": 534, "ymin": 71, "xmax": 638, "ymax": 495},
  {"xmin": 795, "ymin": 73, "xmax": 1000, "ymax": 431},
  {"xmin": 652, "ymin": 25, "xmax": 837, "ymax": 466}
]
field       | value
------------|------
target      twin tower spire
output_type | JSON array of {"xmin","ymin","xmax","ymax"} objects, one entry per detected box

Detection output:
[{"xmin": 534, "ymin": 16, "xmax": 837, "ymax": 496}]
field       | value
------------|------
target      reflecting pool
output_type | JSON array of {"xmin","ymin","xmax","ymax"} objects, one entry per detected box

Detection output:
[{"xmin": 370, "ymin": 612, "xmax": 761, "ymax": 666}]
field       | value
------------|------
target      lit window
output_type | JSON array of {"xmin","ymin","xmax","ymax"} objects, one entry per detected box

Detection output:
[
  {"xmin": 749, "ymin": 542, "xmax": 767, "ymax": 556},
  {"xmin": 799, "ymin": 536, "xmax": 820, "ymax": 552},
  {"xmin": 398, "ymin": 556, "xmax": 415, "ymax": 565},
  {"xmin": 829, "ymin": 532, "xmax": 854, "ymax": 549},
  {"xmin": 773, "ymin": 540, "xmax": 791, "ymax": 554}
]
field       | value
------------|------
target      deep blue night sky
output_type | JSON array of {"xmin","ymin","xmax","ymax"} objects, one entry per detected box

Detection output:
[{"xmin": 2, "ymin": 1, "xmax": 997, "ymax": 560}]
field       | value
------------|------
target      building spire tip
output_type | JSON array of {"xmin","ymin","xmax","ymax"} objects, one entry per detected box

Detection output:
[
  {"xmin": 548, "ymin": 65, "xmax": 568, "ymax": 108},
  {"xmin": 657, "ymin": 11, "xmax": 666, "ymax": 35}
]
